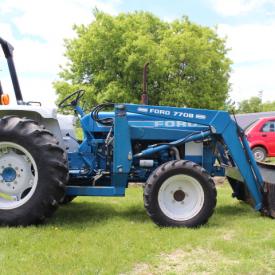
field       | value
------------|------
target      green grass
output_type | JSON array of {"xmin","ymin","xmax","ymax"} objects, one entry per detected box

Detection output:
[
  {"xmin": 0, "ymin": 184, "xmax": 274, "ymax": 275},
  {"xmin": 266, "ymin": 157, "xmax": 275, "ymax": 163}
]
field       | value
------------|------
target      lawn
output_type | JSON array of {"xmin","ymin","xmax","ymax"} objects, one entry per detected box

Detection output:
[
  {"xmin": 266, "ymin": 157, "xmax": 275, "ymax": 163},
  {"xmin": 0, "ymin": 184, "xmax": 274, "ymax": 275}
]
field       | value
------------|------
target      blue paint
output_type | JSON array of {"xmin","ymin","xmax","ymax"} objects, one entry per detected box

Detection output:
[
  {"xmin": 65, "ymin": 102, "xmax": 265, "ymax": 213},
  {"xmin": 66, "ymin": 186, "xmax": 125, "ymax": 196},
  {"xmin": 2, "ymin": 167, "xmax": 16, "ymax": 182},
  {"xmin": 74, "ymin": 105, "xmax": 85, "ymax": 117}
]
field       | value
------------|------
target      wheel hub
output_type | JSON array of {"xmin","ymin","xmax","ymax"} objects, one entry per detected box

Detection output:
[
  {"xmin": 158, "ymin": 174, "xmax": 204, "ymax": 221},
  {"xmin": 2, "ymin": 167, "xmax": 16, "ymax": 182},
  {"xmin": 0, "ymin": 149, "xmax": 34, "ymax": 197},
  {"xmin": 254, "ymin": 151, "xmax": 264, "ymax": 161},
  {"xmin": 173, "ymin": 189, "xmax": 185, "ymax": 202}
]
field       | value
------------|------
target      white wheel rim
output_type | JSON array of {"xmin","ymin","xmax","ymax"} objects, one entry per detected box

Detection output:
[
  {"xmin": 158, "ymin": 174, "xmax": 204, "ymax": 221},
  {"xmin": 0, "ymin": 142, "xmax": 38, "ymax": 209},
  {"xmin": 253, "ymin": 150, "xmax": 265, "ymax": 161}
]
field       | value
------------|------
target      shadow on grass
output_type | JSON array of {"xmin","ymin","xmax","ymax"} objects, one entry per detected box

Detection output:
[
  {"xmin": 216, "ymin": 204, "xmax": 252, "ymax": 216},
  {"xmin": 48, "ymin": 200, "xmax": 257, "ymax": 228},
  {"xmin": 209, "ymin": 203, "xmax": 259, "ymax": 227},
  {"xmin": 48, "ymin": 201, "xmax": 149, "ymax": 227}
]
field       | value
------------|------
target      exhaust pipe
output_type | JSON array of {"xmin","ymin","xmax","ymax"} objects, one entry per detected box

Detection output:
[
  {"xmin": 141, "ymin": 62, "xmax": 149, "ymax": 105},
  {"xmin": 0, "ymin": 37, "xmax": 24, "ymax": 104}
]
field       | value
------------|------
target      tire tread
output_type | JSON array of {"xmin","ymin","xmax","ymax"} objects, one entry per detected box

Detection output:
[
  {"xmin": 0, "ymin": 116, "xmax": 68, "ymax": 226},
  {"xmin": 144, "ymin": 160, "xmax": 217, "ymax": 227}
]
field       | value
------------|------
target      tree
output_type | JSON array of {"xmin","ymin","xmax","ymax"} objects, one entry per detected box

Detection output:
[
  {"xmin": 54, "ymin": 11, "xmax": 232, "ymax": 110},
  {"xmin": 237, "ymin": 97, "xmax": 263, "ymax": 113},
  {"xmin": 237, "ymin": 96, "xmax": 275, "ymax": 113},
  {"xmin": 262, "ymin": 101, "xmax": 275, "ymax": 112}
]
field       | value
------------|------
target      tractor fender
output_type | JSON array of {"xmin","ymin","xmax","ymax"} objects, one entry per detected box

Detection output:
[{"xmin": 0, "ymin": 105, "xmax": 66, "ymax": 149}]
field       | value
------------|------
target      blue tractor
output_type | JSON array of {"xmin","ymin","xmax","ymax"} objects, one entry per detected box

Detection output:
[{"xmin": 0, "ymin": 37, "xmax": 274, "ymax": 227}]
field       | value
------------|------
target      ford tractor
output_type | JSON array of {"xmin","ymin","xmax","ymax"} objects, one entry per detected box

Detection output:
[{"xmin": 0, "ymin": 37, "xmax": 274, "ymax": 227}]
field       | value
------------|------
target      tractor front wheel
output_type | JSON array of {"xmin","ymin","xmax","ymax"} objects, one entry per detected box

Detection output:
[
  {"xmin": 0, "ymin": 116, "xmax": 68, "ymax": 226},
  {"xmin": 144, "ymin": 160, "xmax": 217, "ymax": 227}
]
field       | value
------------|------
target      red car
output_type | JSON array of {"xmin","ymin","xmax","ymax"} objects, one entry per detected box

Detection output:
[{"xmin": 245, "ymin": 117, "xmax": 275, "ymax": 161}]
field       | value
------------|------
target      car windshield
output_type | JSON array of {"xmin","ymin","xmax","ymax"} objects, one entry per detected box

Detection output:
[{"xmin": 244, "ymin": 119, "xmax": 259, "ymax": 132}]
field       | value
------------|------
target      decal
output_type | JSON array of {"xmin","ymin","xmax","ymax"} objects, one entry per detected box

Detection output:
[
  {"xmin": 196, "ymin": 114, "xmax": 206, "ymax": 120},
  {"xmin": 145, "ymin": 108, "xmax": 207, "ymax": 120},
  {"xmin": 137, "ymin": 107, "xmax": 148, "ymax": 113},
  {"xmin": 173, "ymin": 111, "xmax": 194, "ymax": 118},
  {"xmin": 149, "ymin": 108, "xmax": 171, "ymax": 115}
]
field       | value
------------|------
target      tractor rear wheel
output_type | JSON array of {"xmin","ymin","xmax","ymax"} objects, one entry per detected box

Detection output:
[
  {"xmin": 60, "ymin": 195, "xmax": 76, "ymax": 204},
  {"xmin": 0, "ymin": 116, "xmax": 68, "ymax": 226},
  {"xmin": 144, "ymin": 160, "xmax": 217, "ymax": 227}
]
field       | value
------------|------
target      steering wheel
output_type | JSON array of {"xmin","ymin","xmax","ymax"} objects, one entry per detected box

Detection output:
[{"xmin": 58, "ymin": 89, "xmax": 85, "ymax": 108}]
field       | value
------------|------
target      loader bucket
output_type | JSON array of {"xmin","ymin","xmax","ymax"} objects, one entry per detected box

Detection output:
[
  {"xmin": 225, "ymin": 162, "xmax": 275, "ymax": 218},
  {"xmin": 257, "ymin": 162, "xmax": 275, "ymax": 184},
  {"xmin": 257, "ymin": 162, "xmax": 275, "ymax": 218}
]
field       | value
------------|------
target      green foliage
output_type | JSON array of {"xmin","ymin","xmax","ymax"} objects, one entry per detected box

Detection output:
[
  {"xmin": 54, "ymin": 11, "xmax": 231, "ymax": 109},
  {"xmin": 237, "ymin": 96, "xmax": 275, "ymax": 113},
  {"xmin": 262, "ymin": 100, "xmax": 275, "ymax": 112},
  {"xmin": 237, "ymin": 96, "xmax": 263, "ymax": 113}
]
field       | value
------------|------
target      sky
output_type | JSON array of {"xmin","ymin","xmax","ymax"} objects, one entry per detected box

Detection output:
[{"xmin": 0, "ymin": 0, "xmax": 275, "ymax": 107}]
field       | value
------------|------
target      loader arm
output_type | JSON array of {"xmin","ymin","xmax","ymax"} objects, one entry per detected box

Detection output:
[{"xmin": 115, "ymin": 104, "xmax": 264, "ymax": 210}]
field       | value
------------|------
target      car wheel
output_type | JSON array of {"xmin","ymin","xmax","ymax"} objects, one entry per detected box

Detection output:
[{"xmin": 252, "ymin": 146, "xmax": 267, "ymax": 162}]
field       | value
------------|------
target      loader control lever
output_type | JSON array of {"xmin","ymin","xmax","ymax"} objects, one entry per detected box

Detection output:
[{"xmin": 58, "ymin": 89, "xmax": 85, "ymax": 109}]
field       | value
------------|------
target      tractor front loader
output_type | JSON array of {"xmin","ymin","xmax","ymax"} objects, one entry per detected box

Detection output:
[{"xmin": 0, "ymin": 37, "xmax": 274, "ymax": 227}]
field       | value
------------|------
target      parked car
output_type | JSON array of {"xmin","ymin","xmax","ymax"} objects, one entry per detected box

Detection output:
[{"xmin": 245, "ymin": 117, "xmax": 275, "ymax": 161}]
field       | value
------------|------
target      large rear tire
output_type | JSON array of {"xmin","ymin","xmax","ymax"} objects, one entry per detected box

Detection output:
[
  {"xmin": 144, "ymin": 160, "xmax": 217, "ymax": 227},
  {"xmin": 0, "ymin": 116, "xmax": 68, "ymax": 226},
  {"xmin": 60, "ymin": 195, "xmax": 76, "ymax": 205}
]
